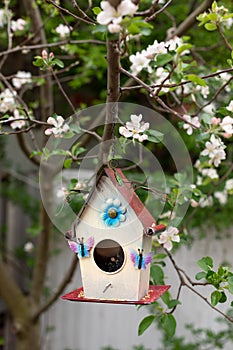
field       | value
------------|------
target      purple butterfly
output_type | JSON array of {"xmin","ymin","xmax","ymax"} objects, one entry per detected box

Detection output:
[
  {"xmin": 68, "ymin": 236, "xmax": 94, "ymax": 258},
  {"xmin": 129, "ymin": 248, "xmax": 153, "ymax": 270}
]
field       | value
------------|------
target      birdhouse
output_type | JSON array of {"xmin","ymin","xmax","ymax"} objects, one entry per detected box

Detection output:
[{"xmin": 62, "ymin": 166, "xmax": 170, "ymax": 304}]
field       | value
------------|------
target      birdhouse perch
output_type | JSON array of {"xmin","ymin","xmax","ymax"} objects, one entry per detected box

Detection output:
[{"xmin": 62, "ymin": 166, "xmax": 170, "ymax": 304}]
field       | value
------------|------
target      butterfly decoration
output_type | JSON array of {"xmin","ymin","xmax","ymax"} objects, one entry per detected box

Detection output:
[
  {"xmin": 68, "ymin": 236, "xmax": 94, "ymax": 258},
  {"xmin": 129, "ymin": 248, "xmax": 153, "ymax": 270}
]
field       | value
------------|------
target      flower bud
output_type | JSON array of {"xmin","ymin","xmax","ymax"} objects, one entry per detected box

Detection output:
[
  {"xmin": 49, "ymin": 52, "xmax": 54, "ymax": 59},
  {"xmin": 42, "ymin": 49, "xmax": 48, "ymax": 60}
]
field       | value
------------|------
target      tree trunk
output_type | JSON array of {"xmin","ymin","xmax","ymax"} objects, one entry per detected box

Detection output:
[
  {"xmin": 99, "ymin": 38, "xmax": 120, "ymax": 164},
  {"xmin": 16, "ymin": 319, "xmax": 40, "ymax": 350}
]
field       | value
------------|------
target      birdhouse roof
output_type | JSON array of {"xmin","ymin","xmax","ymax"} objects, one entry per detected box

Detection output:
[{"xmin": 74, "ymin": 165, "xmax": 165, "ymax": 233}]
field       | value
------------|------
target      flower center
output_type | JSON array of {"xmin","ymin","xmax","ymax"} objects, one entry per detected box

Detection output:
[{"xmin": 108, "ymin": 208, "xmax": 118, "ymax": 219}]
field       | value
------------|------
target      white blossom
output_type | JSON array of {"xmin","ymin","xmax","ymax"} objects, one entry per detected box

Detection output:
[
  {"xmin": 214, "ymin": 191, "xmax": 228, "ymax": 205},
  {"xmin": 226, "ymin": 101, "xmax": 233, "ymax": 113},
  {"xmin": 225, "ymin": 179, "xmax": 233, "ymax": 191},
  {"xmin": 202, "ymin": 103, "xmax": 216, "ymax": 115},
  {"xmin": 223, "ymin": 17, "xmax": 233, "ymax": 29},
  {"xmin": 108, "ymin": 23, "xmax": 121, "ymax": 33},
  {"xmin": 195, "ymin": 85, "xmax": 210, "ymax": 99},
  {"xmin": 196, "ymin": 175, "xmax": 203, "ymax": 186},
  {"xmin": 119, "ymin": 114, "xmax": 149, "ymax": 142},
  {"xmin": 158, "ymin": 226, "xmax": 180, "ymax": 251},
  {"xmin": 211, "ymin": 149, "xmax": 226, "ymax": 167},
  {"xmin": 220, "ymin": 116, "xmax": 233, "ymax": 134},
  {"xmin": 24, "ymin": 242, "xmax": 34, "ymax": 253},
  {"xmin": 147, "ymin": 40, "xmax": 167, "ymax": 56},
  {"xmin": 55, "ymin": 24, "xmax": 71, "ymax": 38},
  {"xmin": 129, "ymin": 50, "xmax": 151, "ymax": 75},
  {"xmin": 129, "ymin": 37, "xmax": 188, "ymax": 77},
  {"xmin": 201, "ymin": 168, "xmax": 219, "ymax": 179},
  {"xmin": 201, "ymin": 135, "xmax": 226, "ymax": 167},
  {"xmin": 190, "ymin": 199, "xmax": 199, "ymax": 207},
  {"xmin": 159, "ymin": 210, "xmax": 176, "ymax": 220},
  {"xmin": 153, "ymin": 67, "xmax": 171, "ymax": 93},
  {"xmin": 0, "ymin": 88, "xmax": 17, "ymax": 113},
  {"xmin": 11, "ymin": 18, "xmax": 26, "ymax": 32},
  {"xmin": 216, "ymin": 72, "xmax": 231, "ymax": 92},
  {"xmin": 45, "ymin": 116, "xmax": 70, "ymax": 137},
  {"xmin": 12, "ymin": 71, "xmax": 32, "ymax": 89},
  {"xmin": 176, "ymin": 81, "xmax": 192, "ymax": 95},
  {"xmin": 183, "ymin": 115, "xmax": 200, "ymax": 135},
  {"xmin": 97, "ymin": 0, "xmax": 138, "ymax": 32},
  {"xmin": 199, "ymin": 196, "xmax": 213, "ymax": 208},
  {"xmin": 56, "ymin": 186, "xmax": 69, "ymax": 198},
  {"xmin": 9, "ymin": 109, "xmax": 26, "ymax": 129}
]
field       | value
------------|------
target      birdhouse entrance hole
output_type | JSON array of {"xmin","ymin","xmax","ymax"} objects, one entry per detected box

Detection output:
[{"xmin": 93, "ymin": 239, "xmax": 125, "ymax": 273}]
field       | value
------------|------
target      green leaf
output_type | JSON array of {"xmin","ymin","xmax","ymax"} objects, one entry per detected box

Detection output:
[
  {"xmin": 155, "ymin": 53, "xmax": 173, "ymax": 67},
  {"xmin": 138, "ymin": 315, "xmax": 155, "ymax": 336},
  {"xmin": 185, "ymin": 74, "xmax": 206, "ymax": 86},
  {"xmin": 146, "ymin": 129, "xmax": 164, "ymax": 143},
  {"xmin": 176, "ymin": 43, "xmax": 193, "ymax": 55},
  {"xmin": 227, "ymin": 276, "xmax": 233, "ymax": 286},
  {"xmin": 92, "ymin": 24, "xmax": 108, "ymax": 34},
  {"xmin": 208, "ymin": 13, "xmax": 218, "ymax": 21},
  {"xmin": 30, "ymin": 150, "xmax": 42, "ymax": 158},
  {"xmin": 33, "ymin": 57, "xmax": 44, "ymax": 67},
  {"xmin": 64, "ymin": 158, "xmax": 73, "ymax": 169},
  {"xmin": 161, "ymin": 291, "xmax": 170, "ymax": 306},
  {"xmin": 197, "ymin": 256, "xmax": 213, "ymax": 272},
  {"xmin": 195, "ymin": 271, "xmax": 207, "ymax": 280},
  {"xmin": 211, "ymin": 290, "xmax": 222, "ymax": 306},
  {"xmin": 154, "ymin": 253, "xmax": 167, "ymax": 260},
  {"xmin": 228, "ymin": 284, "xmax": 233, "ymax": 295},
  {"xmin": 127, "ymin": 19, "xmax": 153, "ymax": 36},
  {"xmin": 92, "ymin": 6, "xmax": 101, "ymax": 15},
  {"xmin": 161, "ymin": 314, "xmax": 176, "ymax": 338},
  {"xmin": 219, "ymin": 292, "xmax": 227, "ymax": 303},
  {"xmin": 204, "ymin": 23, "xmax": 217, "ymax": 31},
  {"xmin": 150, "ymin": 265, "xmax": 164, "ymax": 285},
  {"xmin": 168, "ymin": 299, "xmax": 181, "ymax": 309},
  {"xmin": 52, "ymin": 58, "xmax": 64, "ymax": 68}
]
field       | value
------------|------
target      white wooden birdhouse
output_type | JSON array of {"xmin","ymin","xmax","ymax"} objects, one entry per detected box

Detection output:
[{"xmin": 63, "ymin": 166, "xmax": 169, "ymax": 304}]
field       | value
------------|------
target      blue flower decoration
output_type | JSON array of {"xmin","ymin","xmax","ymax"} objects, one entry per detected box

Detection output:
[{"xmin": 101, "ymin": 198, "xmax": 127, "ymax": 227}]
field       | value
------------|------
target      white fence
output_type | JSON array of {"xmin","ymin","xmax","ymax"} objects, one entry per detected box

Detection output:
[{"xmin": 45, "ymin": 228, "xmax": 233, "ymax": 350}]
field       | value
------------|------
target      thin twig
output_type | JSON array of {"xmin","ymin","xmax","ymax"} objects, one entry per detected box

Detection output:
[
  {"xmin": 46, "ymin": 0, "xmax": 95, "ymax": 25},
  {"xmin": 166, "ymin": 250, "xmax": 233, "ymax": 323},
  {"xmin": 145, "ymin": 0, "xmax": 174, "ymax": 22},
  {"xmin": 120, "ymin": 66, "xmax": 199, "ymax": 128},
  {"xmin": 0, "ymin": 39, "xmax": 105, "ymax": 58},
  {"xmin": 217, "ymin": 23, "xmax": 233, "ymax": 52},
  {"xmin": 52, "ymin": 69, "xmax": 77, "ymax": 115}
]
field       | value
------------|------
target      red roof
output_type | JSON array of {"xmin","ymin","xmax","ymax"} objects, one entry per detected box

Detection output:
[{"xmin": 104, "ymin": 167, "xmax": 166, "ymax": 233}]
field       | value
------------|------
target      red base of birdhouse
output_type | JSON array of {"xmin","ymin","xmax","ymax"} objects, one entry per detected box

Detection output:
[{"xmin": 61, "ymin": 285, "xmax": 170, "ymax": 305}]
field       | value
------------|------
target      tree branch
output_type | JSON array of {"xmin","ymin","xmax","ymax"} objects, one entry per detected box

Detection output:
[
  {"xmin": 33, "ymin": 255, "xmax": 78, "ymax": 320},
  {"xmin": 166, "ymin": 250, "xmax": 233, "ymax": 324},
  {"xmin": 16, "ymin": 133, "xmax": 41, "ymax": 166},
  {"xmin": 0, "ymin": 260, "xmax": 28, "ymax": 321},
  {"xmin": 99, "ymin": 38, "xmax": 120, "ymax": 164},
  {"xmin": 23, "ymin": 0, "xmax": 53, "ymax": 123},
  {"xmin": 30, "ymin": 204, "xmax": 52, "ymax": 303},
  {"xmin": 166, "ymin": 0, "xmax": 215, "ymax": 39}
]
